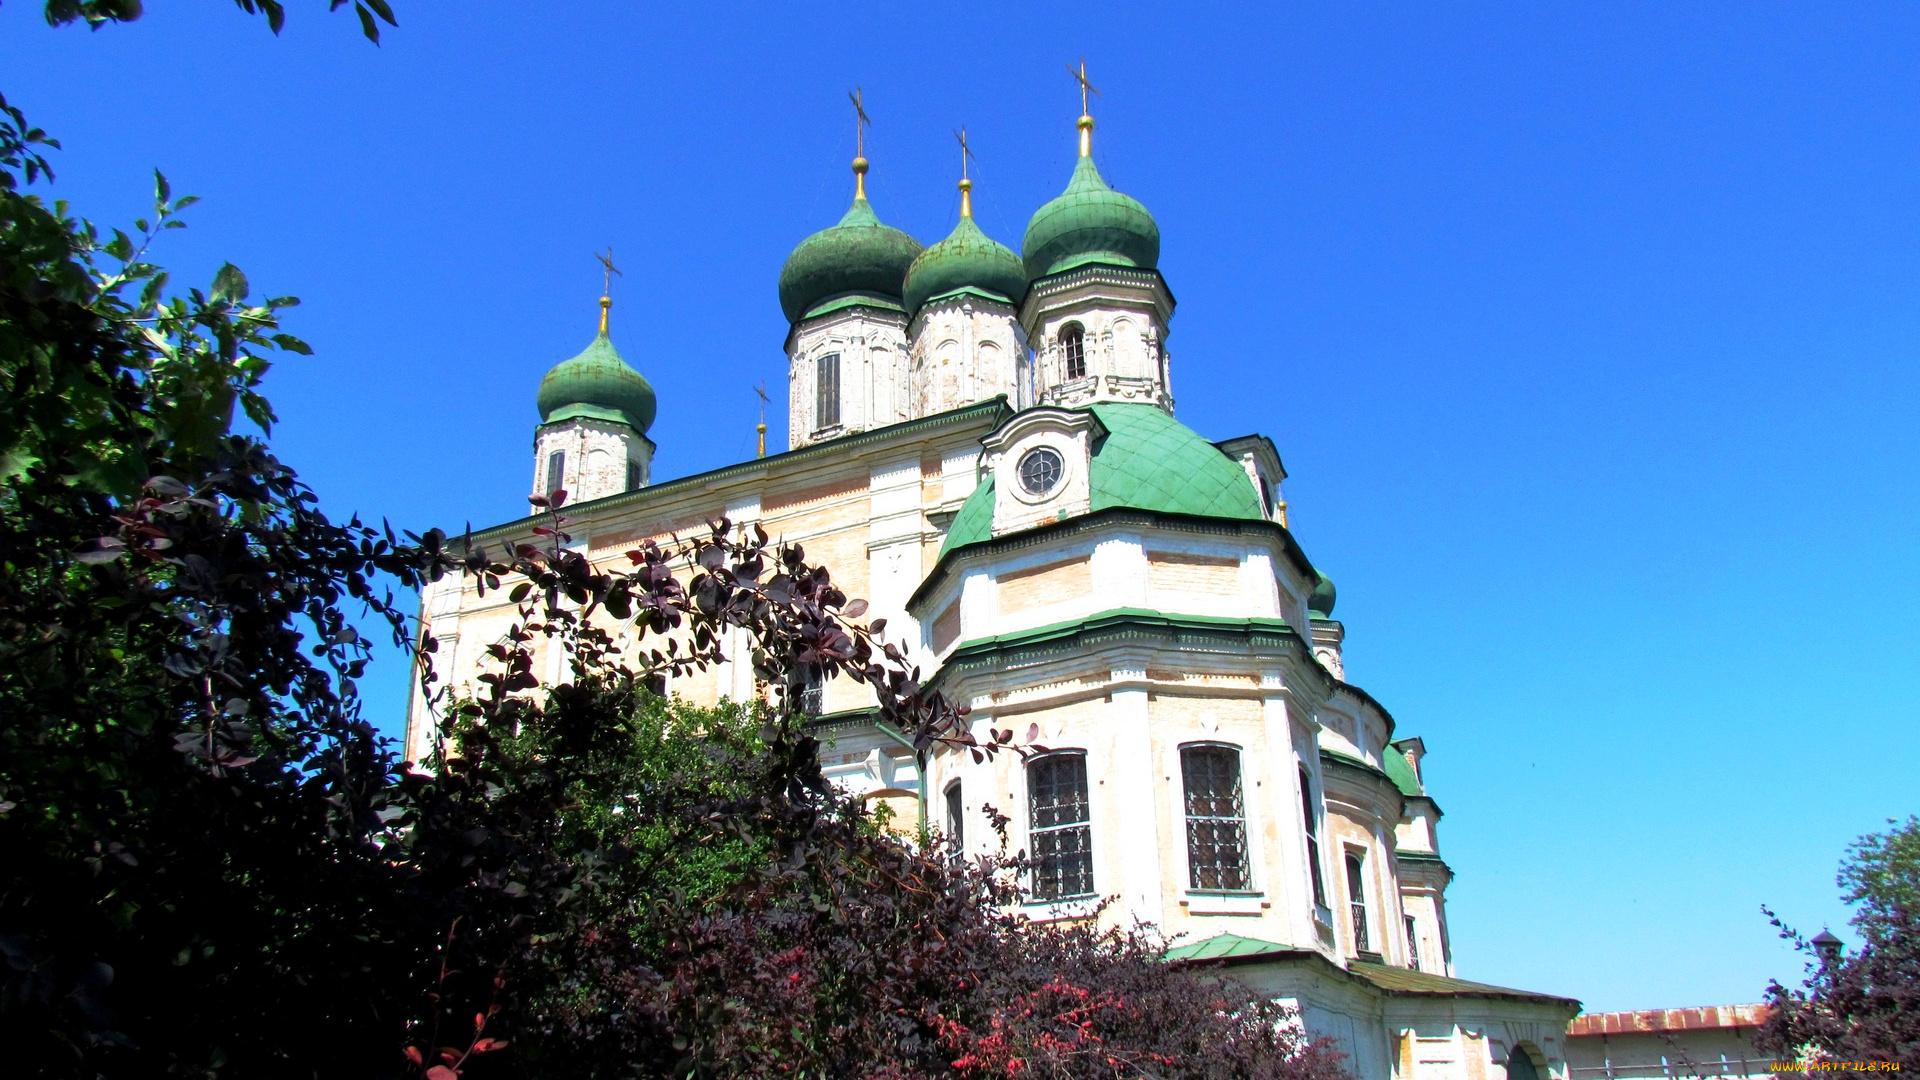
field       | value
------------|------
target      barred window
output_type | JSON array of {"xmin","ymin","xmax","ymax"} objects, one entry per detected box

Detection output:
[
  {"xmin": 816, "ymin": 352, "xmax": 841, "ymax": 429},
  {"xmin": 1181, "ymin": 745, "xmax": 1249, "ymax": 891},
  {"xmin": 626, "ymin": 458, "xmax": 642, "ymax": 492},
  {"xmin": 545, "ymin": 449, "xmax": 566, "ymax": 495},
  {"xmin": 1061, "ymin": 324, "xmax": 1086, "ymax": 381},
  {"xmin": 1300, "ymin": 767, "xmax": 1327, "ymax": 909},
  {"xmin": 1345, "ymin": 850, "xmax": 1370, "ymax": 953},
  {"xmin": 1028, "ymin": 753, "xmax": 1093, "ymax": 900},
  {"xmin": 945, "ymin": 782, "xmax": 964, "ymax": 849},
  {"xmin": 795, "ymin": 665, "xmax": 824, "ymax": 716},
  {"xmin": 1406, "ymin": 915, "xmax": 1421, "ymax": 971}
]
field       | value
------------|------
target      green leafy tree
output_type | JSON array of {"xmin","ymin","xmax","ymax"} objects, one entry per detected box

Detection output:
[{"xmin": 1759, "ymin": 818, "xmax": 1920, "ymax": 1067}]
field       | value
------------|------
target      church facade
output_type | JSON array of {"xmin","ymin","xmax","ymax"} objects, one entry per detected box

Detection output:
[{"xmin": 405, "ymin": 102, "xmax": 1580, "ymax": 1080}]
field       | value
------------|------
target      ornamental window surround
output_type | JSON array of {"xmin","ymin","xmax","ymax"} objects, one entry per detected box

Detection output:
[
  {"xmin": 815, "ymin": 352, "xmax": 841, "ymax": 429},
  {"xmin": 1027, "ymin": 752, "xmax": 1093, "ymax": 901},
  {"xmin": 1060, "ymin": 323, "xmax": 1086, "ymax": 381},
  {"xmin": 1181, "ymin": 744, "xmax": 1250, "ymax": 891}
]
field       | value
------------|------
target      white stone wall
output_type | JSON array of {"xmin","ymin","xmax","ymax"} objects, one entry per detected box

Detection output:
[
  {"xmin": 907, "ymin": 295, "xmax": 1028, "ymax": 415},
  {"xmin": 532, "ymin": 417, "xmax": 652, "ymax": 504},
  {"xmin": 787, "ymin": 306, "xmax": 910, "ymax": 448}
]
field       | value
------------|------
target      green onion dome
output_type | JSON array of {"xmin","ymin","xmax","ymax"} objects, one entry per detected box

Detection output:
[
  {"xmin": 1022, "ymin": 119, "xmax": 1160, "ymax": 279},
  {"xmin": 903, "ymin": 180, "xmax": 1028, "ymax": 314},
  {"xmin": 777, "ymin": 159, "xmax": 924, "ymax": 324},
  {"xmin": 1309, "ymin": 572, "xmax": 1337, "ymax": 618},
  {"xmin": 536, "ymin": 311, "xmax": 656, "ymax": 433}
]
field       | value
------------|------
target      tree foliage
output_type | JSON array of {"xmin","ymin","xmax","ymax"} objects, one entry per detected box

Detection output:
[
  {"xmin": 1758, "ymin": 818, "xmax": 1920, "ymax": 1067},
  {"xmin": 34, "ymin": 0, "xmax": 399, "ymax": 43}
]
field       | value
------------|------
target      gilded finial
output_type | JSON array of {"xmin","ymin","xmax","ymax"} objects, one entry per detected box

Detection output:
[
  {"xmin": 1068, "ymin": 57, "xmax": 1100, "ymax": 157},
  {"xmin": 954, "ymin": 126, "xmax": 976, "ymax": 217},
  {"xmin": 753, "ymin": 382, "xmax": 771, "ymax": 459},
  {"xmin": 849, "ymin": 87, "xmax": 872, "ymax": 200},
  {"xmin": 593, "ymin": 246, "xmax": 622, "ymax": 335}
]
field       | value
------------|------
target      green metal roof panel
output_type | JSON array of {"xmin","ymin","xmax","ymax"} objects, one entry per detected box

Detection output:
[
  {"xmin": 905, "ymin": 214, "xmax": 1027, "ymax": 314},
  {"xmin": 1382, "ymin": 742, "xmax": 1423, "ymax": 797},
  {"xmin": 1349, "ymin": 962, "xmax": 1582, "ymax": 1007},
  {"xmin": 1164, "ymin": 933, "xmax": 1294, "ymax": 963},
  {"xmin": 940, "ymin": 476, "xmax": 996, "ymax": 556},
  {"xmin": 778, "ymin": 196, "xmax": 924, "ymax": 324},
  {"xmin": 536, "ymin": 333, "xmax": 657, "ymax": 434},
  {"xmin": 1087, "ymin": 404, "xmax": 1266, "ymax": 521},
  {"xmin": 1022, "ymin": 155, "xmax": 1160, "ymax": 279}
]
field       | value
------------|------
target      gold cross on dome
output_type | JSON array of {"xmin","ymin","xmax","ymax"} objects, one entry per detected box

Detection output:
[
  {"xmin": 849, "ymin": 86, "xmax": 871, "ymax": 158},
  {"xmin": 954, "ymin": 125, "xmax": 974, "ymax": 181},
  {"xmin": 1068, "ymin": 57, "xmax": 1100, "ymax": 116}
]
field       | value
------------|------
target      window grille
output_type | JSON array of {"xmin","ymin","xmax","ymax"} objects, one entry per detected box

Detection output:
[
  {"xmin": 946, "ymin": 782, "xmax": 964, "ymax": 849},
  {"xmin": 1300, "ymin": 767, "xmax": 1327, "ymax": 909},
  {"xmin": 1406, "ymin": 915, "xmax": 1421, "ymax": 971},
  {"xmin": 627, "ymin": 459, "xmax": 642, "ymax": 492},
  {"xmin": 815, "ymin": 352, "xmax": 841, "ymax": 429},
  {"xmin": 1028, "ymin": 753, "xmax": 1093, "ymax": 900},
  {"xmin": 1061, "ymin": 325, "xmax": 1086, "ymax": 381},
  {"xmin": 1181, "ymin": 746, "xmax": 1249, "ymax": 890},
  {"xmin": 795, "ymin": 665, "xmax": 824, "ymax": 716},
  {"xmin": 545, "ymin": 449, "xmax": 566, "ymax": 495},
  {"xmin": 1345, "ymin": 850, "xmax": 1370, "ymax": 953}
]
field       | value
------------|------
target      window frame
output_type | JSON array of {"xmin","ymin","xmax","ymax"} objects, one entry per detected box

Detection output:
[
  {"xmin": 815, "ymin": 351, "xmax": 842, "ymax": 430},
  {"xmin": 1405, "ymin": 914, "xmax": 1421, "ymax": 971},
  {"xmin": 1300, "ymin": 767, "xmax": 1329, "ymax": 913},
  {"xmin": 545, "ymin": 449, "xmax": 566, "ymax": 495},
  {"xmin": 1179, "ymin": 743, "xmax": 1253, "ymax": 893},
  {"xmin": 1344, "ymin": 847, "xmax": 1371, "ymax": 954},
  {"xmin": 1060, "ymin": 323, "xmax": 1086, "ymax": 382},
  {"xmin": 945, "ymin": 780, "xmax": 964, "ymax": 851},
  {"xmin": 794, "ymin": 664, "xmax": 825, "ymax": 716},
  {"xmin": 626, "ymin": 458, "xmax": 642, "ymax": 492},
  {"xmin": 1026, "ymin": 751, "xmax": 1094, "ymax": 902}
]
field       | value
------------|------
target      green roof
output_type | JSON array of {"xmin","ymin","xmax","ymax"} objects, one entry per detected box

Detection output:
[
  {"xmin": 1382, "ymin": 742, "xmax": 1423, "ymax": 797},
  {"xmin": 536, "ymin": 332, "xmax": 657, "ymax": 432},
  {"xmin": 1310, "ymin": 571, "xmax": 1337, "ymax": 617},
  {"xmin": 778, "ymin": 195, "xmax": 923, "ymax": 324},
  {"xmin": 904, "ymin": 212, "xmax": 1027, "ymax": 314},
  {"xmin": 939, "ymin": 403, "xmax": 1265, "ymax": 556},
  {"xmin": 1022, "ymin": 155, "xmax": 1160, "ymax": 279},
  {"xmin": 1164, "ymin": 933, "xmax": 1294, "ymax": 963}
]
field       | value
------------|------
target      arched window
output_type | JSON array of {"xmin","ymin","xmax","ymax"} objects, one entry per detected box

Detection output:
[
  {"xmin": 945, "ymin": 781, "xmax": 964, "ymax": 850},
  {"xmin": 1181, "ymin": 745, "xmax": 1249, "ymax": 890},
  {"xmin": 815, "ymin": 352, "xmax": 841, "ymax": 429},
  {"xmin": 1060, "ymin": 324, "xmax": 1086, "ymax": 381},
  {"xmin": 1507, "ymin": 1049, "xmax": 1541, "ymax": 1080},
  {"xmin": 795, "ymin": 664, "xmax": 824, "ymax": 716},
  {"xmin": 1345, "ymin": 849, "xmax": 1371, "ymax": 953},
  {"xmin": 626, "ymin": 459, "xmax": 642, "ymax": 492},
  {"xmin": 1028, "ymin": 753, "xmax": 1093, "ymax": 900},
  {"xmin": 545, "ymin": 449, "xmax": 566, "ymax": 495},
  {"xmin": 1406, "ymin": 914, "xmax": 1421, "ymax": 971},
  {"xmin": 1300, "ymin": 767, "xmax": 1327, "ymax": 910}
]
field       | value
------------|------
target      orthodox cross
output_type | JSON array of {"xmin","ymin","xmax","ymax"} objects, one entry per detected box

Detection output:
[
  {"xmin": 848, "ymin": 86, "xmax": 871, "ymax": 158},
  {"xmin": 1068, "ymin": 57, "xmax": 1099, "ymax": 116},
  {"xmin": 954, "ymin": 125, "xmax": 974, "ymax": 181},
  {"xmin": 753, "ymin": 382, "xmax": 771, "ymax": 458},
  {"xmin": 594, "ymin": 247, "xmax": 622, "ymax": 334}
]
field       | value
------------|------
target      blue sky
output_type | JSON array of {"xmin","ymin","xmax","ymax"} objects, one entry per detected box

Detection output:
[{"xmin": 5, "ymin": 1, "xmax": 1915, "ymax": 1015}]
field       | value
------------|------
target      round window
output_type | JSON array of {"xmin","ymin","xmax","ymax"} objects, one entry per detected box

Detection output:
[{"xmin": 1017, "ymin": 447, "xmax": 1064, "ymax": 496}]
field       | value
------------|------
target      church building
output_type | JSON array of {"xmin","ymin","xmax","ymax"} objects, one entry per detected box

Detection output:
[{"xmin": 405, "ymin": 89, "xmax": 1581, "ymax": 1080}]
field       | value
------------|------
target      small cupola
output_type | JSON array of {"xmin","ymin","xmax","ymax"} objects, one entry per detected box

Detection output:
[
  {"xmin": 904, "ymin": 177, "xmax": 1027, "ymax": 314},
  {"xmin": 777, "ymin": 156, "xmax": 923, "ymax": 324},
  {"xmin": 1021, "ymin": 114, "xmax": 1160, "ymax": 281},
  {"xmin": 531, "ymin": 290, "xmax": 657, "ymax": 505}
]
